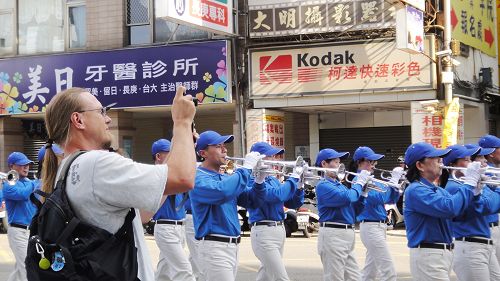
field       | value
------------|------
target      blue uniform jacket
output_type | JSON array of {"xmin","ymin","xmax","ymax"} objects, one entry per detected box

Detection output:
[
  {"xmin": 247, "ymin": 176, "xmax": 303, "ymax": 224},
  {"xmin": 485, "ymin": 163, "xmax": 499, "ymax": 224},
  {"xmin": 153, "ymin": 193, "xmax": 186, "ymax": 221},
  {"xmin": 446, "ymin": 179, "xmax": 500, "ymax": 239},
  {"xmin": 357, "ymin": 181, "xmax": 400, "ymax": 222},
  {"xmin": 404, "ymin": 178, "xmax": 474, "ymax": 248},
  {"xmin": 3, "ymin": 178, "xmax": 37, "ymax": 226},
  {"xmin": 190, "ymin": 167, "xmax": 265, "ymax": 238},
  {"xmin": 184, "ymin": 194, "xmax": 192, "ymax": 213},
  {"xmin": 315, "ymin": 177, "xmax": 364, "ymax": 225}
]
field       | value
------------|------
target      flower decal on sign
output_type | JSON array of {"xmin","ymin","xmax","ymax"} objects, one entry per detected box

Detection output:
[
  {"xmin": 196, "ymin": 47, "xmax": 229, "ymax": 104},
  {"xmin": 0, "ymin": 72, "xmax": 31, "ymax": 114},
  {"xmin": 13, "ymin": 72, "xmax": 22, "ymax": 84}
]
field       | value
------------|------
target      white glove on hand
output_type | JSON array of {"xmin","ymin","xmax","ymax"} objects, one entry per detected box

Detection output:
[
  {"xmin": 389, "ymin": 167, "xmax": 405, "ymax": 185},
  {"xmin": 463, "ymin": 161, "xmax": 483, "ymax": 193},
  {"xmin": 254, "ymin": 171, "xmax": 267, "ymax": 184},
  {"xmin": 354, "ymin": 170, "xmax": 372, "ymax": 187},
  {"xmin": 243, "ymin": 152, "xmax": 263, "ymax": 170},
  {"xmin": 289, "ymin": 164, "xmax": 305, "ymax": 180}
]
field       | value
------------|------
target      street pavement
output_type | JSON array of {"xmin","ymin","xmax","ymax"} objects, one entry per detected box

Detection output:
[{"xmin": 0, "ymin": 228, "xmax": 457, "ymax": 280}]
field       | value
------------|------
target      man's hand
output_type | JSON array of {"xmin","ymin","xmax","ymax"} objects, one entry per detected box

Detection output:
[{"xmin": 171, "ymin": 86, "xmax": 196, "ymax": 125}]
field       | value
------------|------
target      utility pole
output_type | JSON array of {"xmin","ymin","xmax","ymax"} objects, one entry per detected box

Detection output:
[{"xmin": 443, "ymin": 0, "xmax": 453, "ymax": 105}]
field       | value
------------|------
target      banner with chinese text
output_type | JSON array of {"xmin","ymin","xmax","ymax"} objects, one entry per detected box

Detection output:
[
  {"xmin": 411, "ymin": 100, "xmax": 464, "ymax": 148},
  {"xmin": 249, "ymin": 38, "xmax": 435, "ymax": 98},
  {"xmin": 451, "ymin": 0, "xmax": 496, "ymax": 57},
  {"xmin": 246, "ymin": 109, "xmax": 285, "ymax": 159},
  {"xmin": 0, "ymin": 40, "xmax": 230, "ymax": 115},
  {"xmin": 248, "ymin": 0, "xmax": 395, "ymax": 38},
  {"xmin": 441, "ymin": 97, "xmax": 460, "ymax": 148}
]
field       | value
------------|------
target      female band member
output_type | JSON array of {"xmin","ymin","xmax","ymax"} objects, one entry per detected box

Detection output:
[{"xmin": 404, "ymin": 142, "xmax": 482, "ymax": 281}]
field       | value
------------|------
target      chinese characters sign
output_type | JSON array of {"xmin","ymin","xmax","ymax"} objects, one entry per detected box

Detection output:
[
  {"xmin": 249, "ymin": 38, "xmax": 435, "ymax": 98},
  {"xmin": 246, "ymin": 109, "xmax": 285, "ymax": 158},
  {"xmin": 411, "ymin": 100, "xmax": 464, "ymax": 148},
  {"xmin": 156, "ymin": 0, "xmax": 233, "ymax": 35},
  {"xmin": 0, "ymin": 40, "xmax": 230, "ymax": 115},
  {"xmin": 248, "ymin": 0, "xmax": 395, "ymax": 37},
  {"xmin": 451, "ymin": 0, "xmax": 496, "ymax": 57}
]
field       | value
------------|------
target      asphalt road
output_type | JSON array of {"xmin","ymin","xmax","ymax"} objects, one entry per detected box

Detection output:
[{"xmin": 0, "ymin": 229, "xmax": 457, "ymax": 280}]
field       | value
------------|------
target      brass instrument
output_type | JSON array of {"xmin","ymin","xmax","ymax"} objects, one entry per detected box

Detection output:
[
  {"xmin": 0, "ymin": 170, "xmax": 19, "ymax": 186},
  {"xmin": 344, "ymin": 170, "xmax": 404, "ymax": 193},
  {"xmin": 440, "ymin": 165, "xmax": 500, "ymax": 186},
  {"xmin": 223, "ymin": 156, "xmax": 305, "ymax": 176}
]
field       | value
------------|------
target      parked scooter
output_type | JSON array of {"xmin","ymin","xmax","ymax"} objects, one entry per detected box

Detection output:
[{"xmin": 283, "ymin": 186, "xmax": 319, "ymax": 238}]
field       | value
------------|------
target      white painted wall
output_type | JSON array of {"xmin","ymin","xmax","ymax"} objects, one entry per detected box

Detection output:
[
  {"xmin": 455, "ymin": 49, "xmax": 498, "ymax": 87},
  {"xmin": 319, "ymin": 110, "xmax": 411, "ymax": 129}
]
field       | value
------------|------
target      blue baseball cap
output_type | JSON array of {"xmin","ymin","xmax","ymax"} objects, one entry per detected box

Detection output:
[
  {"xmin": 315, "ymin": 148, "xmax": 349, "ymax": 166},
  {"xmin": 465, "ymin": 143, "xmax": 495, "ymax": 156},
  {"xmin": 8, "ymin": 152, "xmax": 33, "ymax": 166},
  {"xmin": 404, "ymin": 142, "xmax": 451, "ymax": 166},
  {"xmin": 195, "ymin": 130, "xmax": 234, "ymax": 152},
  {"xmin": 479, "ymin": 134, "xmax": 500, "ymax": 149},
  {"xmin": 353, "ymin": 146, "xmax": 384, "ymax": 162},
  {"xmin": 37, "ymin": 144, "xmax": 63, "ymax": 162},
  {"xmin": 250, "ymin": 142, "xmax": 284, "ymax": 156},
  {"xmin": 443, "ymin": 144, "xmax": 480, "ymax": 166},
  {"xmin": 151, "ymin": 139, "xmax": 171, "ymax": 155}
]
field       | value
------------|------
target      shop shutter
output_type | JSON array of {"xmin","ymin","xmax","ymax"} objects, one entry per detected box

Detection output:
[
  {"xmin": 319, "ymin": 126, "xmax": 411, "ymax": 171},
  {"xmin": 23, "ymin": 138, "xmax": 45, "ymax": 179}
]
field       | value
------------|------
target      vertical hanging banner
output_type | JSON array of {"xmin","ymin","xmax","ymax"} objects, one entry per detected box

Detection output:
[
  {"xmin": 451, "ymin": 0, "xmax": 496, "ymax": 57},
  {"xmin": 411, "ymin": 100, "xmax": 464, "ymax": 148},
  {"xmin": 396, "ymin": 4, "xmax": 424, "ymax": 53},
  {"xmin": 246, "ymin": 109, "xmax": 285, "ymax": 158},
  {"xmin": 441, "ymin": 97, "xmax": 460, "ymax": 148}
]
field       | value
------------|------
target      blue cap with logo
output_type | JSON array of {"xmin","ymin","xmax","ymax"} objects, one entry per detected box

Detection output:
[
  {"xmin": 38, "ymin": 144, "xmax": 63, "ymax": 162},
  {"xmin": 250, "ymin": 142, "xmax": 284, "ymax": 157},
  {"xmin": 353, "ymin": 146, "xmax": 384, "ymax": 162},
  {"xmin": 443, "ymin": 144, "xmax": 480, "ymax": 166},
  {"xmin": 465, "ymin": 143, "xmax": 495, "ymax": 156},
  {"xmin": 315, "ymin": 148, "xmax": 349, "ymax": 166},
  {"xmin": 195, "ymin": 130, "xmax": 234, "ymax": 152},
  {"xmin": 479, "ymin": 134, "xmax": 500, "ymax": 149},
  {"xmin": 404, "ymin": 142, "xmax": 451, "ymax": 166},
  {"xmin": 8, "ymin": 152, "xmax": 34, "ymax": 166},
  {"xmin": 151, "ymin": 139, "xmax": 171, "ymax": 155}
]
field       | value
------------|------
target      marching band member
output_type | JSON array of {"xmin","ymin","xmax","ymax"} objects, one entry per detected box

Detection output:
[
  {"xmin": 441, "ymin": 144, "xmax": 500, "ymax": 280},
  {"xmin": 3, "ymin": 152, "xmax": 37, "ymax": 281},
  {"xmin": 351, "ymin": 147, "xmax": 401, "ymax": 281},
  {"xmin": 315, "ymin": 148, "xmax": 369, "ymax": 281},
  {"xmin": 403, "ymin": 142, "xmax": 483, "ymax": 281},
  {"xmin": 151, "ymin": 139, "xmax": 195, "ymax": 281},
  {"xmin": 247, "ymin": 142, "xmax": 304, "ymax": 281},
  {"xmin": 479, "ymin": 134, "xmax": 500, "ymax": 264},
  {"xmin": 190, "ymin": 130, "xmax": 265, "ymax": 281}
]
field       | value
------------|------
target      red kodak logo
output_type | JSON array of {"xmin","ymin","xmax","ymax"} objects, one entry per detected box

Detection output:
[{"xmin": 259, "ymin": 55, "xmax": 292, "ymax": 84}]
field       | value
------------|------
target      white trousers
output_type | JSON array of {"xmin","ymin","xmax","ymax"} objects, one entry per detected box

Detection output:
[
  {"xmin": 359, "ymin": 222, "xmax": 397, "ymax": 281},
  {"xmin": 251, "ymin": 224, "xmax": 290, "ymax": 281},
  {"xmin": 7, "ymin": 226, "xmax": 29, "ymax": 281},
  {"xmin": 453, "ymin": 240, "xmax": 500, "ymax": 281},
  {"xmin": 410, "ymin": 247, "xmax": 453, "ymax": 281},
  {"xmin": 154, "ymin": 223, "xmax": 195, "ymax": 281},
  {"xmin": 491, "ymin": 225, "xmax": 500, "ymax": 266},
  {"xmin": 198, "ymin": 239, "xmax": 239, "ymax": 281},
  {"xmin": 185, "ymin": 214, "xmax": 201, "ymax": 279},
  {"xmin": 317, "ymin": 226, "xmax": 361, "ymax": 281}
]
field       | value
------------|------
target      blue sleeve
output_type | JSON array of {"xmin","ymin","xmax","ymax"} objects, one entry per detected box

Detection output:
[
  {"xmin": 192, "ymin": 168, "xmax": 251, "ymax": 205},
  {"xmin": 354, "ymin": 196, "xmax": 366, "ymax": 215},
  {"xmin": 261, "ymin": 177, "xmax": 298, "ymax": 204},
  {"xmin": 284, "ymin": 188, "xmax": 304, "ymax": 209},
  {"xmin": 2, "ymin": 181, "xmax": 35, "ymax": 201},
  {"xmin": 407, "ymin": 184, "xmax": 472, "ymax": 219},
  {"xmin": 237, "ymin": 183, "xmax": 266, "ymax": 209},
  {"xmin": 316, "ymin": 181, "xmax": 362, "ymax": 208},
  {"xmin": 474, "ymin": 187, "xmax": 500, "ymax": 215}
]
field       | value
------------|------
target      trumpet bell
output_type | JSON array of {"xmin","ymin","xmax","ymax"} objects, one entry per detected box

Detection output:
[{"xmin": 0, "ymin": 170, "xmax": 19, "ymax": 186}]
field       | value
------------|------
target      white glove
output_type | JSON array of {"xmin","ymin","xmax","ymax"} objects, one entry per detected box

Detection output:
[
  {"xmin": 389, "ymin": 167, "xmax": 405, "ymax": 185},
  {"xmin": 361, "ymin": 188, "xmax": 369, "ymax": 198},
  {"xmin": 463, "ymin": 161, "xmax": 483, "ymax": 192},
  {"xmin": 354, "ymin": 170, "xmax": 372, "ymax": 187},
  {"xmin": 254, "ymin": 164, "xmax": 271, "ymax": 184},
  {"xmin": 243, "ymin": 152, "xmax": 263, "ymax": 170},
  {"xmin": 289, "ymin": 164, "xmax": 305, "ymax": 179}
]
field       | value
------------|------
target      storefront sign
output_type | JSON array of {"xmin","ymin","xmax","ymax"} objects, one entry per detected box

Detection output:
[
  {"xmin": 248, "ymin": 0, "xmax": 395, "ymax": 37},
  {"xmin": 0, "ymin": 40, "xmax": 230, "ymax": 115},
  {"xmin": 411, "ymin": 100, "xmax": 464, "ymax": 148},
  {"xmin": 451, "ymin": 0, "xmax": 496, "ymax": 57},
  {"xmin": 396, "ymin": 4, "xmax": 424, "ymax": 54},
  {"xmin": 249, "ymin": 38, "xmax": 435, "ymax": 98},
  {"xmin": 246, "ymin": 109, "xmax": 285, "ymax": 158},
  {"xmin": 156, "ymin": 0, "xmax": 233, "ymax": 35},
  {"xmin": 400, "ymin": 0, "xmax": 425, "ymax": 11}
]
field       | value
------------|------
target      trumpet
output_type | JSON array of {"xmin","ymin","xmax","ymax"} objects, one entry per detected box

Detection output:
[
  {"xmin": 0, "ymin": 170, "xmax": 19, "ymax": 186},
  {"xmin": 224, "ymin": 156, "xmax": 305, "ymax": 176},
  {"xmin": 440, "ymin": 165, "xmax": 500, "ymax": 186},
  {"xmin": 373, "ymin": 167, "xmax": 409, "ymax": 184},
  {"xmin": 344, "ymin": 170, "xmax": 404, "ymax": 193}
]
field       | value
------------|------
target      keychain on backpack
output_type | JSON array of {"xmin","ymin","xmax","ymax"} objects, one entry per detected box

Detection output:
[
  {"xmin": 36, "ymin": 242, "xmax": 50, "ymax": 270},
  {"xmin": 51, "ymin": 250, "xmax": 65, "ymax": 272}
]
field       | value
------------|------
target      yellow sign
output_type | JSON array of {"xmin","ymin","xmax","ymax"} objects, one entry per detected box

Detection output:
[
  {"xmin": 451, "ymin": 0, "xmax": 496, "ymax": 57},
  {"xmin": 441, "ymin": 98, "xmax": 460, "ymax": 148}
]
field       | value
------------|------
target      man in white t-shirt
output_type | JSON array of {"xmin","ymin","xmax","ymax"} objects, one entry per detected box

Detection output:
[{"xmin": 41, "ymin": 86, "xmax": 196, "ymax": 281}]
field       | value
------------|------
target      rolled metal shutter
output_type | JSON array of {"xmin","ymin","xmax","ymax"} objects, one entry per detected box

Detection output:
[
  {"xmin": 319, "ymin": 126, "xmax": 411, "ymax": 171},
  {"xmin": 23, "ymin": 138, "xmax": 45, "ymax": 179}
]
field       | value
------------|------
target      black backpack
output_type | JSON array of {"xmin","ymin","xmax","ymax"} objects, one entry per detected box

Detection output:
[{"xmin": 26, "ymin": 151, "xmax": 140, "ymax": 281}]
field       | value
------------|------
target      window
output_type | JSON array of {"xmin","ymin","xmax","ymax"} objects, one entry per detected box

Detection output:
[
  {"xmin": 67, "ymin": 3, "xmax": 86, "ymax": 49},
  {"xmin": 154, "ymin": 19, "xmax": 210, "ymax": 43},
  {"xmin": 18, "ymin": 0, "xmax": 65, "ymax": 55},
  {"xmin": 127, "ymin": 0, "xmax": 152, "ymax": 45},
  {"xmin": 0, "ymin": 0, "xmax": 15, "ymax": 56}
]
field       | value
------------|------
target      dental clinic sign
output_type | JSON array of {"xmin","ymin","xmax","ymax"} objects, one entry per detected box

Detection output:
[
  {"xmin": 156, "ymin": 0, "xmax": 233, "ymax": 35},
  {"xmin": 249, "ymin": 38, "xmax": 435, "ymax": 98}
]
